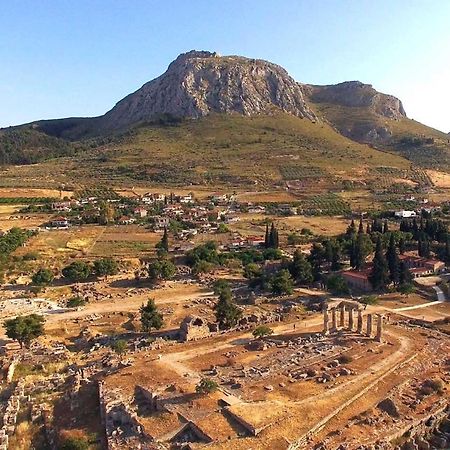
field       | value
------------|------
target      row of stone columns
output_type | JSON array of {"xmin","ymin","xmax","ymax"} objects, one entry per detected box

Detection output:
[{"xmin": 323, "ymin": 305, "xmax": 383, "ymax": 342}]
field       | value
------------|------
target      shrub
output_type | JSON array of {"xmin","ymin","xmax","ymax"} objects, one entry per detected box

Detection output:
[
  {"xmin": 60, "ymin": 436, "xmax": 89, "ymax": 450},
  {"xmin": 196, "ymin": 378, "xmax": 218, "ymax": 394},
  {"xmin": 338, "ymin": 354, "xmax": 353, "ymax": 364},
  {"xmin": 62, "ymin": 261, "xmax": 92, "ymax": 281},
  {"xmin": 252, "ymin": 325, "xmax": 274, "ymax": 338},
  {"xmin": 420, "ymin": 378, "xmax": 444, "ymax": 396},
  {"xmin": 67, "ymin": 296, "xmax": 86, "ymax": 308},
  {"xmin": 31, "ymin": 268, "xmax": 54, "ymax": 286},
  {"xmin": 360, "ymin": 295, "xmax": 378, "ymax": 305},
  {"xmin": 111, "ymin": 339, "xmax": 127, "ymax": 355}
]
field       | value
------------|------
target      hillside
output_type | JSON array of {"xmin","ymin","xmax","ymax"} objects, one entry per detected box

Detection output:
[
  {"xmin": 0, "ymin": 113, "xmax": 413, "ymax": 190},
  {"xmin": 304, "ymin": 81, "xmax": 450, "ymax": 171},
  {"xmin": 1, "ymin": 50, "xmax": 449, "ymax": 186}
]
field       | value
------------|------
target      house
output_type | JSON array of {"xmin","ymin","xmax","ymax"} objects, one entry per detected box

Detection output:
[
  {"xmin": 50, "ymin": 216, "xmax": 69, "ymax": 229},
  {"xmin": 224, "ymin": 215, "xmax": 240, "ymax": 224},
  {"xmin": 51, "ymin": 201, "xmax": 73, "ymax": 212},
  {"xmin": 341, "ymin": 269, "xmax": 372, "ymax": 292},
  {"xmin": 141, "ymin": 193, "xmax": 166, "ymax": 204},
  {"xmin": 277, "ymin": 204, "xmax": 297, "ymax": 216},
  {"xmin": 399, "ymin": 254, "xmax": 445, "ymax": 277},
  {"xmin": 133, "ymin": 207, "xmax": 148, "ymax": 218},
  {"xmin": 210, "ymin": 193, "xmax": 228, "ymax": 203},
  {"xmin": 248, "ymin": 205, "xmax": 266, "ymax": 214},
  {"xmin": 118, "ymin": 216, "xmax": 136, "ymax": 225},
  {"xmin": 179, "ymin": 194, "xmax": 194, "ymax": 204},
  {"xmin": 246, "ymin": 236, "xmax": 265, "ymax": 247},
  {"xmin": 394, "ymin": 210, "xmax": 417, "ymax": 218},
  {"xmin": 150, "ymin": 216, "xmax": 170, "ymax": 230}
]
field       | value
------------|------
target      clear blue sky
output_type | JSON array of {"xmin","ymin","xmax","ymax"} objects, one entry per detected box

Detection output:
[{"xmin": 1, "ymin": 0, "xmax": 449, "ymax": 131}]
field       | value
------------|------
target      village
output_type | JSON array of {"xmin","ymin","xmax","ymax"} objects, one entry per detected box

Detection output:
[{"xmin": 0, "ymin": 185, "xmax": 449, "ymax": 450}]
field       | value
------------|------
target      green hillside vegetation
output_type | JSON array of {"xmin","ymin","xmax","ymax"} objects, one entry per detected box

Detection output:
[
  {"xmin": 310, "ymin": 102, "xmax": 450, "ymax": 170},
  {"xmin": 53, "ymin": 113, "xmax": 410, "ymax": 187},
  {"xmin": 0, "ymin": 127, "xmax": 80, "ymax": 164}
]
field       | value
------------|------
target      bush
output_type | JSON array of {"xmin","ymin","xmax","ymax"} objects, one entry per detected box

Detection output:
[
  {"xmin": 196, "ymin": 378, "xmax": 218, "ymax": 394},
  {"xmin": 22, "ymin": 251, "xmax": 40, "ymax": 261},
  {"xmin": 420, "ymin": 378, "xmax": 444, "ymax": 396},
  {"xmin": 252, "ymin": 325, "xmax": 274, "ymax": 338},
  {"xmin": 62, "ymin": 261, "xmax": 92, "ymax": 281},
  {"xmin": 398, "ymin": 283, "xmax": 415, "ymax": 295},
  {"xmin": 67, "ymin": 296, "xmax": 86, "ymax": 308},
  {"xmin": 60, "ymin": 436, "xmax": 89, "ymax": 450},
  {"xmin": 111, "ymin": 339, "xmax": 127, "ymax": 355},
  {"xmin": 360, "ymin": 295, "xmax": 378, "ymax": 306},
  {"xmin": 338, "ymin": 354, "xmax": 353, "ymax": 364},
  {"xmin": 93, "ymin": 257, "xmax": 118, "ymax": 277},
  {"xmin": 31, "ymin": 268, "xmax": 54, "ymax": 286}
]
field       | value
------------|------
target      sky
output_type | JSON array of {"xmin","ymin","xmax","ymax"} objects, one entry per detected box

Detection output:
[{"xmin": 1, "ymin": 0, "xmax": 449, "ymax": 132}]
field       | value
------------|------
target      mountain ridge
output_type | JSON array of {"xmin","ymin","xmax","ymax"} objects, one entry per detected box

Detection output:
[{"xmin": 1, "ymin": 50, "xmax": 449, "ymax": 174}]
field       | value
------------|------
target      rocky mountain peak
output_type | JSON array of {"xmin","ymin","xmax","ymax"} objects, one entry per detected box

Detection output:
[
  {"xmin": 98, "ymin": 50, "xmax": 316, "ymax": 132},
  {"xmin": 306, "ymin": 80, "xmax": 407, "ymax": 119}
]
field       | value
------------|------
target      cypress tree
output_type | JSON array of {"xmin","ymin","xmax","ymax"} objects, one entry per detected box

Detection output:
[
  {"xmin": 399, "ymin": 237, "xmax": 405, "ymax": 255},
  {"xmin": 386, "ymin": 234, "xmax": 400, "ymax": 285},
  {"xmin": 264, "ymin": 224, "xmax": 269, "ymax": 248},
  {"xmin": 358, "ymin": 219, "xmax": 364, "ymax": 234},
  {"xmin": 346, "ymin": 220, "xmax": 356, "ymax": 237},
  {"xmin": 369, "ymin": 236, "xmax": 389, "ymax": 291},
  {"xmin": 399, "ymin": 261, "xmax": 412, "ymax": 286}
]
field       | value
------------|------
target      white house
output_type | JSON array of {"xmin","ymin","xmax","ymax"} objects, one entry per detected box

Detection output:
[{"xmin": 394, "ymin": 210, "xmax": 417, "ymax": 218}]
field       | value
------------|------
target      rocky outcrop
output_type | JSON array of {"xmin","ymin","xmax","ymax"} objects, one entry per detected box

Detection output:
[
  {"xmin": 305, "ymin": 80, "xmax": 406, "ymax": 119},
  {"xmin": 96, "ymin": 50, "xmax": 316, "ymax": 132}
]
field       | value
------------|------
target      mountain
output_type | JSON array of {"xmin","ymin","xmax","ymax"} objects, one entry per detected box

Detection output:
[{"xmin": 1, "ymin": 50, "xmax": 449, "ymax": 186}]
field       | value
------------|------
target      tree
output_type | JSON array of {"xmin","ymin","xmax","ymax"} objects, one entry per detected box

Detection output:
[
  {"xmin": 196, "ymin": 378, "xmax": 218, "ymax": 394},
  {"xmin": 140, "ymin": 299, "xmax": 163, "ymax": 332},
  {"xmin": 326, "ymin": 274, "xmax": 349, "ymax": 295},
  {"xmin": 266, "ymin": 223, "xmax": 279, "ymax": 249},
  {"xmin": 4, "ymin": 314, "xmax": 45, "ymax": 348},
  {"xmin": 252, "ymin": 325, "xmax": 274, "ymax": 338},
  {"xmin": 358, "ymin": 219, "xmax": 364, "ymax": 234},
  {"xmin": 351, "ymin": 234, "xmax": 372, "ymax": 270},
  {"xmin": 399, "ymin": 237, "xmax": 406, "ymax": 254},
  {"xmin": 289, "ymin": 250, "xmax": 313, "ymax": 285},
  {"xmin": 308, "ymin": 243, "xmax": 325, "ymax": 280},
  {"xmin": 148, "ymin": 259, "xmax": 176, "ymax": 281},
  {"xmin": 93, "ymin": 258, "xmax": 118, "ymax": 278},
  {"xmin": 369, "ymin": 237, "xmax": 389, "ymax": 291},
  {"xmin": 243, "ymin": 263, "xmax": 262, "ymax": 280},
  {"xmin": 386, "ymin": 234, "xmax": 400, "ymax": 285},
  {"xmin": 156, "ymin": 227, "xmax": 169, "ymax": 253},
  {"xmin": 346, "ymin": 219, "xmax": 356, "ymax": 238},
  {"xmin": 270, "ymin": 269, "xmax": 294, "ymax": 295},
  {"xmin": 383, "ymin": 220, "xmax": 389, "ymax": 234},
  {"xmin": 399, "ymin": 261, "xmax": 413, "ymax": 286},
  {"xmin": 214, "ymin": 288, "xmax": 242, "ymax": 329},
  {"xmin": 111, "ymin": 339, "xmax": 127, "ymax": 355},
  {"xmin": 62, "ymin": 261, "xmax": 92, "ymax": 281},
  {"xmin": 31, "ymin": 268, "xmax": 54, "ymax": 286}
]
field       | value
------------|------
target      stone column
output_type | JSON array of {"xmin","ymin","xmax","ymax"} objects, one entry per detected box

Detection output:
[
  {"xmin": 348, "ymin": 307, "xmax": 354, "ymax": 331},
  {"xmin": 323, "ymin": 308, "xmax": 329, "ymax": 335},
  {"xmin": 339, "ymin": 305, "xmax": 345, "ymax": 328},
  {"xmin": 366, "ymin": 314, "xmax": 373, "ymax": 337},
  {"xmin": 375, "ymin": 314, "xmax": 383, "ymax": 342},
  {"xmin": 357, "ymin": 310, "xmax": 363, "ymax": 333},
  {"xmin": 331, "ymin": 308, "xmax": 337, "ymax": 331}
]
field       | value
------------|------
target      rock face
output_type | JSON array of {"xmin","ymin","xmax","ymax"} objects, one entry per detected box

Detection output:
[
  {"xmin": 98, "ymin": 50, "xmax": 316, "ymax": 132},
  {"xmin": 305, "ymin": 81, "xmax": 406, "ymax": 119}
]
